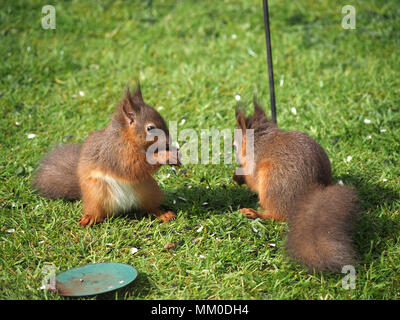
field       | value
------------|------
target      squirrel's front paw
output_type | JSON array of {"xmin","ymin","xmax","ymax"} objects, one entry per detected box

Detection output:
[
  {"xmin": 157, "ymin": 211, "xmax": 177, "ymax": 222},
  {"xmin": 240, "ymin": 208, "xmax": 259, "ymax": 219},
  {"xmin": 154, "ymin": 149, "xmax": 181, "ymax": 166}
]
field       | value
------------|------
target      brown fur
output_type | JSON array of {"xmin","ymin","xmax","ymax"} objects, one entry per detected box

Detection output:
[
  {"xmin": 233, "ymin": 99, "xmax": 359, "ymax": 272},
  {"xmin": 33, "ymin": 83, "xmax": 179, "ymax": 226},
  {"xmin": 287, "ymin": 184, "xmax": 359, "ymax": 272},
  {"xmin": 32, "ymin": 144, "xmax": 81, "ymax": 200}
]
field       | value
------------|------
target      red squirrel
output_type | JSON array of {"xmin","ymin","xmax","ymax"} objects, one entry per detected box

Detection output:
[
  {"xmin": 233, "ymin": 99, "xmax": 360, "ymax": 272},
  {"xmin": 33, "ymin": 84, "xmax": 179, "ymax": 226}
]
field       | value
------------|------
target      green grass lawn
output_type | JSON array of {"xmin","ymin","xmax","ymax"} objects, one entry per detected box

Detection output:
[{"xmin": 1, "ymin": 0, "xmax": 399, "ymax": 300}]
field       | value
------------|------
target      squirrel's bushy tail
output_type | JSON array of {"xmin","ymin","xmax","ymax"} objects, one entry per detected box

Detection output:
[
  {"xmin": 286, "ymin": 184, "xmax": 359, "ymax": 272},
  {"xmin": 32, "ymin": 144, "xmax": 81, "ymax": 200}
]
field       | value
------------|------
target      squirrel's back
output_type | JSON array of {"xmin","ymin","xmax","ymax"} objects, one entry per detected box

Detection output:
[
  {"xmin": 253, "ymin": 130, "xmax": 332, "ymax": 220},
  {"xmin": 32, "ymin": 144, "xmax": 81, "ymax": 200},
  {"xmin": 255, "ymin": 131, "xmax": 359, "ymax": 272}
]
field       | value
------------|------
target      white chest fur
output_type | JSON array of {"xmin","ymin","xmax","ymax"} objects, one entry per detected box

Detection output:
[{"xmin": 102, "ymin": 175, "xmax": 140, "ymax": 213}]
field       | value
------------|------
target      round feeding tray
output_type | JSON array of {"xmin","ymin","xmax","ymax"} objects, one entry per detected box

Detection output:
[{"xmin": 56, "ymin": 262, "xmax": 137, "ymax": 297}]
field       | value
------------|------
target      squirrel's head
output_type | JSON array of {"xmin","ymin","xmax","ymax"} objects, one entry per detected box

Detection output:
[
  {"xmin": 233, "ymin": 97, "xmax": 267, "ymax": 162},
  {"xmin": 114, "ymin": 83, "xmax": 170, "ymax": 152},
  {"xmin": 233, "ymin": 97, "xmax": 276, "ymax": 180}
]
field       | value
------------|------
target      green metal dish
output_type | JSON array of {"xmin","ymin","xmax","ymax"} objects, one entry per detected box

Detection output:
[{"xmin": 56, "ymin": 262, "xmax": 138, "ymax": 297}]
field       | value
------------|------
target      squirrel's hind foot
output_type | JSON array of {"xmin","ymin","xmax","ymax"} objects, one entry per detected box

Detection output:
[
  {"xmin": 240, "ymin": 208, "xmax": 285, "ymax": 221},
  {"xmin": 155, "ymin": 210, "xmax": 176, "ymax": 222},
  {"xmin": 78, "ymin": 214, "xmax": 105, "ymax": 226}
]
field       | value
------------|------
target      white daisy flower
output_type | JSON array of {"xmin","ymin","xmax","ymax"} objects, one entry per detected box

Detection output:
[{"xmin": 247, "ymin": 48, "xmax": 257, "ymax": 57}]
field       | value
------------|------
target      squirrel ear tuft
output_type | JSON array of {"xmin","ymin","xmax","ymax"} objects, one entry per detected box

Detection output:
[
  {"xmin": 253, "ymin": 94, "xmax": 267, "ymax": 119},
  {"xmin": 132, "ymin": 80, "xmax": 143, "ymax": 103},
  {"xmin": 121, "ymin": 86, "xmax": 140, "ymax": 124},
  {"xmin": 235, "ymin": 109, "xmax": 247, "ymax": 131}
]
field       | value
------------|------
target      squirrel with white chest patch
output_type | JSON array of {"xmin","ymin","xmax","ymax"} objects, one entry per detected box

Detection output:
[{"xmin": 33, "ymin": 84, "xmax": 180, "ymax": 226}]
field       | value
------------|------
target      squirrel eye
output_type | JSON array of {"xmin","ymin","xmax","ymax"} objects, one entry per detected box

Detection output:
[{"xmin": 146, "ymin": 125, "xmax": 155, "ymax": 132}]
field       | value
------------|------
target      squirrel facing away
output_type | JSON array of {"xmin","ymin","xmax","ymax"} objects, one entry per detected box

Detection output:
[
  {"xmin": 33, "ymin": 84, "xmax": 180, "ymax": 226},
  {"xmin": 233, "ymin": 99, "xmax": 360, "ymax": 272}
]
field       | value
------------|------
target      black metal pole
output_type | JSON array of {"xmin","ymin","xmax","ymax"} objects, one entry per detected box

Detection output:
[{"xmin": 262, "ymin": 0, "xmax": 277, "ymax": 124}]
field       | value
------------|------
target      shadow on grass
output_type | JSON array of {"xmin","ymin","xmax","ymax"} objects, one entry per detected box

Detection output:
[
  {"xmin": 97, "ymin": 271, "xmax": 152, "ymax": 300},
  {"xmin": 120, "ymin": 181, "xmax": 260, "ymax": 221},
  {"xmin": 338, "ymin": 173, "xmax": 400, "ymax": 261},
  {"xmin": 162, "ymin": 183, "xmax": 260, "ymax": 218},
  {"xmin": 66, "ymin": 169, "xmax": 398, "ymax": 275},
  {"xmin": 160, "ymin": 172, "xmax": 399, "ymax": 268}
]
